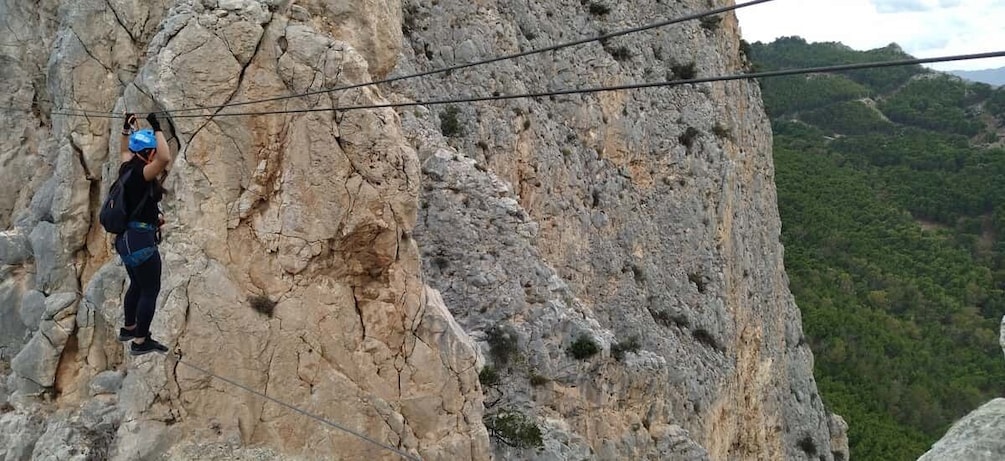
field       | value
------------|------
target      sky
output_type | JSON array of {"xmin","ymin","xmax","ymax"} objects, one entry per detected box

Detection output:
[{"xmin": 735, "ymin": 0, "xmax": 1005, "ymax": 71}]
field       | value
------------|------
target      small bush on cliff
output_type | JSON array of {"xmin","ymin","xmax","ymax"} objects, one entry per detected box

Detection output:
[
  {"xmin": 402, "ymin": 4, "xmax": 420, "ymax": 36},
  {"xmin": 529, "ymin": 372, "xmax": 549, "ymax": 387},
  {"xmin": 487, "ymin": 324, "xmax": 519, "ymax": 366},
  {"xmin": 248, "ymin": 294, "xmax": 276, "ymax": 318},
  {"xmin": 608, "ymin": 46, "xmax": 632, "ymax": 62},
  {"xmin": 567, "ymin": 334, "xmax": 600, "ymax": 360},
  {"xmin": 671, "ymin": 62, "xmax": 697, "ymax": 80},
  {"xmin": 440, "ymin": 105, "xmax": 464, "ymax": 137},
  {"xmin": 739, "ymin": 39, "xmax": 752, "ymax": 59},
  {"xmin": 797, "ymin": 435, "xmax": 817, "ymax": 456},
  {"xmin": 484, "ymin": 411, "xmax": 544, "ymax": 448},
  {"xmin": 83, "ymin": 424, "xmax": 117, "ymax": 461},
  {"xmin": 479, "ymin": 366, "xmax": 501, "ymax": 387},
  {"xmin": 611, "ymin": 336, "xmax": 640, "ymax": 361},
  {"xmin": 699, "ymin": 16, "xmax": 722, "ymax": 31},
  {"xmin": 712, "ymin": 122, "xmax": 732, "ymax": 140},
  {"xmin": 679, "ymin": 127, "xmax": 701, "ymax": 150},
  {"xmin": 585, "ymin": 1, "xmax": 610, "ymax": 16},
  {"xmin": 692, "ymin": 328, "xmax": 721, "ymax": 351}
]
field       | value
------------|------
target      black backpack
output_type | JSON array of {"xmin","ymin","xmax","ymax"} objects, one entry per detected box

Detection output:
[{"xmin": 99, "ymin": 165, "xmax": 150, "ymax": 234}]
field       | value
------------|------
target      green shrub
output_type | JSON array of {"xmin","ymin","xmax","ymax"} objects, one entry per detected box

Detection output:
[
  {"xmin": 739, "ymin": 39, "xmax": 752, "ymax": 58},
  {"xmin": 611, "ymin": 336, "xmax": 640, "ymax": 361},
  {"xmin": 81, "ymin": 424, "xmax": 116, "ymax": 461},
  {"xmin": 402, "ymin": 4, "xmax": 421, "ymax": 36},
  {"xmin": 568, "ymin": 334, "xmax": 599, "ymax": 360},
  {"xmin": 586, "ymin": 2, "xmax": 610, "ymax": 16},
  {"xmin": 692, "ymin": 329, "xmax": 720, "ymax": 350},
  {"xmin": 479, "ymin": 366, "xmax": 500, "ymax": 387},
  {"xmin": 648, "ymin": 308, "xmax": 675, "ymax": 328},
  {"xmin": 671, "ymin": 62, "xmax": 697, "ymax": 80},
  {"xmin": 487, "ymin": 324, "xmax": 519, "ymax": 366},
  {"xmin": 797, "ymin": 435, "xmax": 817, "ymax": 456},
  {"xmin": 679, "ymin": 127, "xmax": 701, "ymax": 149},
  {"xmin": 484, "ymin": 411, "xmax": 544, "ymax": 448},
  {"xmin": 608, "ymin": 46, "xmax": 632, "ymax": 62},
  {"xmin": 712, "ymin": 123, "xmax": 732, "ymax": 140},
  {"xmin": 699, "ymin": 16, "xmax": 721, "ymax": 31},
  {"xmin": 248, "ymin": 294, "xmax": 276, "ymax": 318},
  {"xmin": 440, "ymin": 105, "xmax": 464, "ymax": 137}
]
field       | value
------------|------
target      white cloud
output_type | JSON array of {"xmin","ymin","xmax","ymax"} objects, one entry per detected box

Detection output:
[
  {"xmin": 735, "ymin": 0, "xmax": 1005, "ymax": 71},
  {"xmin": 873, "ymin": 0, "xmax": 931, "ymax": 14}
]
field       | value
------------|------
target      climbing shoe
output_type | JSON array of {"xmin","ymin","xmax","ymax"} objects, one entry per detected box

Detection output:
[
  {"xmin": 118, "ymin": 327, "xmax": 138, "ymax": 341},
  {"xmin": 130, "ymin": 337, "xmax": 169, "ymax": 356}
]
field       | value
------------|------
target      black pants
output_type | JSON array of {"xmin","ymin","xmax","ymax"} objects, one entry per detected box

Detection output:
[{"xmin": 115, "ymin": 230, "xmax": 161, "ymax": 338}]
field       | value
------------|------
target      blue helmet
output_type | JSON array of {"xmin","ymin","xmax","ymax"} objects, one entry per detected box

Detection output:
[{"xmin": 128, "ymin": 129, "xmax": 157, "ymax": 153}]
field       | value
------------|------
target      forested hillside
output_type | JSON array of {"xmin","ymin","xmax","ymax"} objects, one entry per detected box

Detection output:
[{"xmin": 751, "ymin": 37, "xmax": 1005, "ymax": 460}]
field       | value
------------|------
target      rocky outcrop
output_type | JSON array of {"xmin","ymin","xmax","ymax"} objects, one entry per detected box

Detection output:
[
  {"xmin": 0, "ymin": 0, "xmax": 840, "ymax": 459},
  {"xmin": 917, "ymin": 398, "xmax": 1005, "ymax": 461},
  {"xmin": 397, "ymin": 0, "xmax": 843, "ymax": 459},
  {"xmin": 1, "ymin": 1, "xmax": 485, "ymax": 460}
]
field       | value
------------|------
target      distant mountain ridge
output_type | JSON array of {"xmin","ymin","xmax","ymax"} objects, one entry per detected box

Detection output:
[{"xmin": 949, "ymin": 67, "xmax": 1005, "ymax": 87}]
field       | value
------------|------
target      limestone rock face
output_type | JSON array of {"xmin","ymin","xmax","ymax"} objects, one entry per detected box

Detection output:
[
  {"xmin": 0, "ymin": 0, "xmax": 840, "ymax": 460},
  {"xmin": 828, "ymin": 414, "xmax": 850, "ymax": 461},
  {"xmin": 1, "ymin": 1, "xmax": 485, "ymax": 460},
  {"xmin": 918, "ymin": 398, "xmax": 1005, "ymax": 461},
  {"xmin": 397, "ymin": 0, "xmax": 841, "ymax": 458},
  {"xmin": 0, "ymin": 411, "xmax": 46, "ymax": 461},
  {"xmin": 10, "ymin": 293, "xmax": 77, "ymax": 388}
]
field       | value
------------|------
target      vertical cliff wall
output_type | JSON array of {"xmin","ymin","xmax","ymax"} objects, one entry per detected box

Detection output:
[
  {"xmin": 0, "ymin": 0, "xmax": 843, "ymax": 460},
  {"xmin": 394, "ymin": 0, "xmax": 845, "ymax": 459},
  {"xmin": 1, "ymin": 1, "xmax": 486, "ymax": 460}
]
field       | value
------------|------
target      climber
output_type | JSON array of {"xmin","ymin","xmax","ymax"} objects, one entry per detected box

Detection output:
[{"xmin": 114, "ymin": 112, "xmax": 172, "ymax": 356}]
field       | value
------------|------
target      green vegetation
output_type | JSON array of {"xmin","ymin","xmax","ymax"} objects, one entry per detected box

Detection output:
[
  {"xmin": 752, "ymin": 36, "xmax": 923, "ymax": 93},
  {"xmin": 529, "ymin": 372, "xmax": 549, "ymax": 387},
  {"xmin": 585, "ymin": 1, "xmax": 610, "ymax": 16},
  {"xmin": 479, "ymin": 366, "xmax": 501, "ymax": 387},
  {"xmin": 487, "ymin": 324, "xmax": 519, "ymax": 366},
  {"xmin": 248, "ymin": 294, "xmax": 276, "ymax": 318},
  {"xmin": 567, "ymin": 334, "xmax": 600, "ymax": 360},
  {"xmin": 761, "ymin": 74, "xmax": 871, "ymax": 116},
  {"xmin": 753, "ymin": 38, "xmax": 1005, "ymax": 461},
  {"xmin": 606, "ymin": 45, "xmax": 632, "ymax": 62},
  {"xmin": 712, "ymin": 122, "xmax": 732, "ymax": 140},
  {"xmin": 440, "ymin": 105, "xmax": 464, "ymax": 137},
  {"xmin": 484, "ymin": 411, "xmax": 544, "ymax": 448},
  {"xmin": 611, "ymin": 336, "xmax": 640, "ymax": 361},
  {"xmin": 671, "ymin": 62, "xmax": 697, "ymax": 80},
  {"xmin": 739, "ymin": 39, "xmax": 752, "ymax": 60},
  {"xmin": 679, "ymin": 127, "xmax": 701, "ymax": 150},
  {"xmin": 879, "ymin": 76, "xmax": 988, "ymax": 136},
  {"xmin": 800, "ymin": 100, "xmax": 893, "ymax": 135},
  {"xmin": 699, "ymin": 16, "xmax": 721, "ymax": 31}
]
